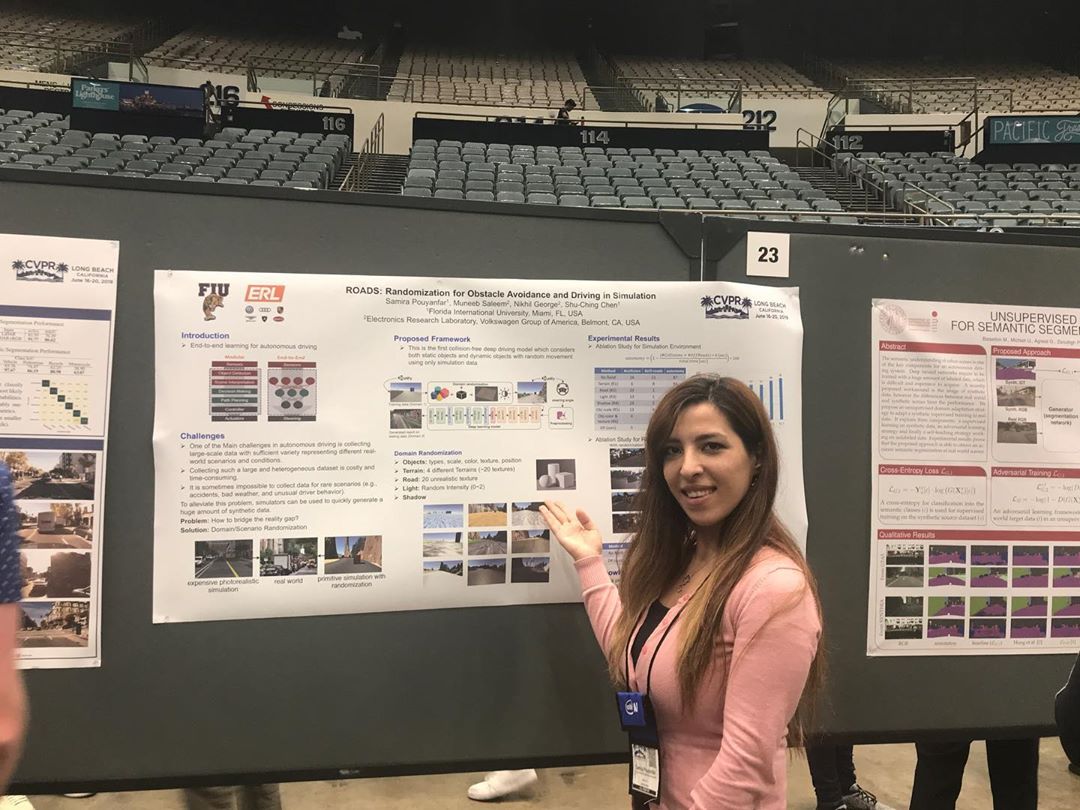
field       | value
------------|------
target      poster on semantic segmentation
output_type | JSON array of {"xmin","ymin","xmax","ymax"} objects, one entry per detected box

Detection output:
[
  {"xmin": 870, "ymin": 298, "xmax": 1080, "ymax": 655},
  {"xmin": 152, "ymin": 271, "xmax": 805, "ymax": 624},
  {"xmin": 0, "ymin": 233, "xmax": 119, "ymax": 668}
]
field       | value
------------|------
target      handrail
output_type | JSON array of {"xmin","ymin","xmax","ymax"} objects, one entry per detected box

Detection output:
[
  {"xmin": 343, "ymin": 112, "xmax": 384, "ymax": 192},
  {"xmin": 795, "ymin": 127, "xmax": 959, "ymax": 225},
  {"xmin": 698, "ymin": 209, "xmax": 1080, "ymax": 227},
  {"xmin": 362, "ymin": 112, "xmax": 384, "ymax": 155},
  {"xmin": 412, "ymin": 109, "xmax": 749, "ymax": 131},
  {"xmin": 146, "ymin": 53, "xmax": 377, "ymax": 73},
  {"xmin": 142, "ymin": 55, "xmax": 379, "ymax": 98}
]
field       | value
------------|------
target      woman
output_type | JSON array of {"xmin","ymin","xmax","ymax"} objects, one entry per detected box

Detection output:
[{"xmin": 541, "ymin": 375, "xmax": 822, "ymax": 809}]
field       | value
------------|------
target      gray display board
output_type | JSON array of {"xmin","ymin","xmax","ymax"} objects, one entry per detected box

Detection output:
[
  {"xmin": 1, "ymin": 176, "xmax": 696, "ymax": 792},
  {"xmin": 704, "ymin": 217, "xmax": 1080, "ymax": 743},
  {"xmin": 5, "ymin": 173, "xmax": 1077, "ymax": 790}
]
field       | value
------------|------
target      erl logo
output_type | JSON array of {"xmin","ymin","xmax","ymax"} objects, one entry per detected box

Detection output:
[{"xmin": 245, "ymin": 285, "xmax": 286, "ymax": 302}]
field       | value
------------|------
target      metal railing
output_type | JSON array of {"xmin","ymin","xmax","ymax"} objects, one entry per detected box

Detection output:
[
  {"xmin": 794, "ymin": 127, "xmax": 959, "ymax": 225},
  {"xmin": 143, "ymin": 54, "xmax": 380, "ymax": 99},
  {"xmin": 342, "ymin": 112, "xmax": 385, "ymax": 192},
  {"xmin": 615, "ymin": 78, "xmax": 744, "ymax": 113},
  {"xmin": 843, "ymin": 76, "xmax": 1016, "ymax": 115},
  {"xmin": 0, "ymin": 33, "xmax": 135, "ymax": 78},
  {"xmin": 699, "ymin": 209, "xmax": 1080, "ymax": 228},
  {"xmin": 362, "ymin": 112, "xmax": 384, "ymax": 155},
  {"xmin": 381, "ymin": 74, "xmax": 749, "ymax": 113},
  {"xmin": 412, "ymin": 109, "xmax": 753, "ymax": 132}
]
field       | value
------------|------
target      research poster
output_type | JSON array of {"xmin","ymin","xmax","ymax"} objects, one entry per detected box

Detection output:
[
  {"xmin": 870, "ymin": 298, "xmax": 1080, "ymax": 655},
  {"xmin": 0, "ymin": 234, "xmax": 118, "ymax": 668},
  {"xmin": 153, "ymin": 271, "xmax": 805, "ymax": 623}
]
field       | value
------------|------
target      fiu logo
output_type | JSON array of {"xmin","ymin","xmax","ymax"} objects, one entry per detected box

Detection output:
[
  {"xmin": 198, "ymin": 282, "xmax": 230, "ymax": 321},
  {"xmin": 700, "ymin": 294, "xmax": 752, "ymax": 320},
  {"xmin": 13, "ymin": 259, "xmax": 68, "ymax": 282}
]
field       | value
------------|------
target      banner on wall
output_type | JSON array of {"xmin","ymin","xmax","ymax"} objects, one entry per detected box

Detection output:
[
  {"xmin": 152, "ymin": 272, "xmax": 806, "ymax": 623},
  {"xmin": 0, "ymin": 233, "xmax": 119, "ymax": 668},
  {"xmin": 869, "ymin": 298, "xmax": 1080, "ymax": 655}
]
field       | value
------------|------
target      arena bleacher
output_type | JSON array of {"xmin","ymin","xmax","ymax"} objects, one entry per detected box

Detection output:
[
  {"xmin": 402, "ymin": 138, "xmax": 852, "ymax": 219},
  {"xmin": 0, "ymin": 5, "xmax": 147, "ymax": 72},
  {"xmin": 824, "ymin": 59, "xmax": 1080, "ymax": 113},
  {"xmin": 835, "ymin": 150, "xmax": 1080, "ymax": 226},
  {"xmin": 0, "ymin": 108, "xmax": 351, "ymax": 189},
  {"xmin": 144, "ymin": 29, "xmax": 367, "ymax": 96},
  {"xmin": 388, "ymin": 45, "xmax": 599, "ymax": 110},
  {"xmin": 610, "ymin": 56, "xmax": 830, "ymax": 105}
]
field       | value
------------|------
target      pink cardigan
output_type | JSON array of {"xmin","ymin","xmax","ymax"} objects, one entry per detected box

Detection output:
[{"xmin": 576, "ymin": 549, "xmax": 821, "ymax": 810}]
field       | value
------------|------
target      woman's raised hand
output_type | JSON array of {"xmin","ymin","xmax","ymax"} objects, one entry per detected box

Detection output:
[{"xmin": 539, "ymin": 501, "xmax": 603, "ymax": 562}]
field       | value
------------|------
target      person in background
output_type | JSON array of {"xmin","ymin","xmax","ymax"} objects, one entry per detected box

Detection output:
[
  {"xmin": 1057, "ymin": 649, "xmax": 1080, "ymax": 776},
  {"xmin": 467, "ymin": 769, "xmax": 538, "ymax": 801},
  {"xmin": 541, "ymin": 375, "xmax": 823, "ymax": 809},
  {"xmin": 910, "ymin": 737, "xmax": 1039, "ymax": 809},
  {"xmin": 0, "ymin": 463, "xmax": 29, "ymax": 809},
  {"xmin": 806, "ymin": 741, "xmax": 893, "ymax": 809},
  {"xmin": 555, "ymin": 98, "xmax": 577, "ymax": 124},
  {"xmin": 654, "ymin": 92, "xmax": 670, "ymax": 113}
]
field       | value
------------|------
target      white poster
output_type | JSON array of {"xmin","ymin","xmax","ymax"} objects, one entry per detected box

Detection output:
[
  {"xmin": 153, "ymin": 272, "xmax": 805, "ymax": 623},
  {"xmin": 870, "ymin": 298, "xmax": 1080, "ymax": 655},
  {"xmin": 0, "ymin": 234, "xmax": 119, "ymax": 668}
]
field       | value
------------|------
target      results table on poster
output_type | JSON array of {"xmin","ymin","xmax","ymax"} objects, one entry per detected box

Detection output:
[{"xmin": 593, "ymin": 367, "xmax": 686, "ymax": 430}]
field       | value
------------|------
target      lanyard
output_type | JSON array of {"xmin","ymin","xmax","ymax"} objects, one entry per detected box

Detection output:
[{"xmin": 624, "ymin": 579, "xmax": 707, "ymax": 697}]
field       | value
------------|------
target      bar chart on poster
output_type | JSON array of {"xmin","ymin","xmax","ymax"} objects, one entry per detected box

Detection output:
[{"xmin": 153, "ymin": 272, "xmax": 808, "ymax": 624}]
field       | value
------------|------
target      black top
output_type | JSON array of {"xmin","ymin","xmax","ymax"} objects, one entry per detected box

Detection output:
[{"xmin": 630, "ymin": 599, "xmax": 671, "ymax": 667}]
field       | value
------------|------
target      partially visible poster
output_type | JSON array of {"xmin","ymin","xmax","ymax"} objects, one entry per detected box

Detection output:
[
  {"xmin": 153, "ymin": 272, "xmax": 806, "ymax": 623},
  {"xmin": 870, "ymin": 298, "xmax": 1080, "ymax": 655},
  {"xmin": 0, "ymin": 234, "xmax": 119, "ymax": 668}
]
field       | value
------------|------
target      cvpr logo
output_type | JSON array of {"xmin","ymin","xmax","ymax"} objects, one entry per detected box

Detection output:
[
  {"xmin": 245, "ymin": 284, "xmax": 286, "ymax": 303},
  {"xmin": 198, "ymin": 282, "xmax": 230, "ymax": 321},
  {"xmin": 13, "ymin": 259, "xmax": 68, "ymax": 282},
  {"xmin": 700, "ymin": 294, "xmax": 752, "ymax": 320}
]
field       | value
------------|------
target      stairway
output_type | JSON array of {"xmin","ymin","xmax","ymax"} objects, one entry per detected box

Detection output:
[
  {"xmin": 794, "ymin": 165, "xmax": 913, "ymax": 224},
  {"xmin": 577, "ymin": 49, "xmax": 646, "ymax": 113},
  {"xmin": 345, "ymin": 153, "xmax": 409, "ymax": 194}
]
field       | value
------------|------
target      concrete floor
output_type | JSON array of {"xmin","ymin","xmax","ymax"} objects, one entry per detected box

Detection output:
[{"xmin": 16, "ymin": 739, "xmax": 1079, "ymax": 809}]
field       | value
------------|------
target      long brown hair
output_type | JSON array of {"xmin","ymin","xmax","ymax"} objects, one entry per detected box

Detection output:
[{"xmin": 608, "ymin": 375, "xmax": 824, "ymax": 746}]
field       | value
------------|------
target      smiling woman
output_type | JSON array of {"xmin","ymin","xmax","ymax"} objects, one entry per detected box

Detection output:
[{"xmin": 541, "ymin": 375, "xmax": 823, "ymax": 810}]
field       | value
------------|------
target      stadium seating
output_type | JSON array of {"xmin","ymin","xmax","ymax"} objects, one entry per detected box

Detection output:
[
  {"xmin": 0, "ymin": 6, "xmax": 145, "ymax": 71},
  {"xmin": 0, "ymin": 109, "xmax": 352, "ymax": 189},
  {"xmin": 388, "ymin": 45, "xmax": 599, "ymax": 109},
  {"xmin": 144, "ymin": 29, "xmax": 367, "ymax": 94},
  {"xmin": 403, "ymin": 138, "xmax": 843, "ymax": 217},
  {"xmin": 828, "ymin": 60, "xmax": 1080, "ymax": 113},
  {"xmin": 835, "ymin": 150, "xmax": 1080, "ymax": 226},
  {"xmin": 610, "ymin": 56, "xmax": 830, "ymax": 104}
]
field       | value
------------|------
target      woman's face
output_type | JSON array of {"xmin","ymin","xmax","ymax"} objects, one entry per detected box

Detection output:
[{"xmin": 662, "ymin": 401, "xmax": 755, "ymax": 535}]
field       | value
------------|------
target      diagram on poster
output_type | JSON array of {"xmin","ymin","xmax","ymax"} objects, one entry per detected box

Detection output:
[
  {"xmin": 870, "ymin": 298, "xmax": 1080, "ymax": 655},
  {"xmin": 0, "ymin": 233, "xmax": 119, "ymax": 668},
  {"xmin": 153, "ymin": 272, "xmax": 806, "ymax": 623}
]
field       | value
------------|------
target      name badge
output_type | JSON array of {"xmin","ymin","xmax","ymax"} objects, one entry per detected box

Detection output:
[
  {"xmin": 630, "ymin": 743, "xmax": 661, "ymax": 799},
  {"xmin": 617, "ymin": 691, "xmax": 646, "ymax": 729}
]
